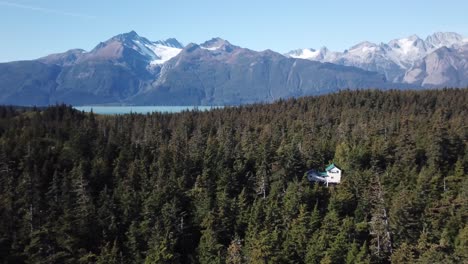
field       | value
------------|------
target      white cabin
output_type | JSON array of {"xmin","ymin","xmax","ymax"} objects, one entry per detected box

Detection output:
[
  {"xmin": 325, "ymin": 163, "xmax": 342, "ymax": 184},
  {"xmin": 307, "ymin": 163, "xmax": 342, "ymax": 186}
]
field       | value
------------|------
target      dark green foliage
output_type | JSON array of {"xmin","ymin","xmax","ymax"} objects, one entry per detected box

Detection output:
[{"xmin": 0, "ymin": 89, "xmax": 466, "ymax": 263}]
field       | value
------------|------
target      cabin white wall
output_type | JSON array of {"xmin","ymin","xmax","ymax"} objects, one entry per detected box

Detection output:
[{"xmin": 327, "ymin": 168, "xmax": 342, "ymax": 183}]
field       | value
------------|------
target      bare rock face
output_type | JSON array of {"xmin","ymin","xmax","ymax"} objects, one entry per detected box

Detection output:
[
  {"xmin": 286, "ymin": 32, "xmax": 467, "ymax": 86},
  {"xmin": 38, "ymin": 49, "xmax": 86, "ymax": 67},
  {"xmin": 0, "ymin": 61, "xmax": 61, "ymax": 105},
  {"xmin": 403, "ymin": 44, "xmax": 468, "ymax": 87}
]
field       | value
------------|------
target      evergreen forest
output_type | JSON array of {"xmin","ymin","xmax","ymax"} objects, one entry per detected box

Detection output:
[{"xmin": 0, "ymin": 89, "xmax": 467, "ymax": 263}]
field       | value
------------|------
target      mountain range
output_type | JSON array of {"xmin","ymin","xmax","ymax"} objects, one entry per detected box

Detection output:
[
  {"xmin": 286, "ymin": 32, "xmax": 468, "ymax": 86},
  {"xmin": 0, "ymin": 31, "xmax": 466, "ymax": 106}
]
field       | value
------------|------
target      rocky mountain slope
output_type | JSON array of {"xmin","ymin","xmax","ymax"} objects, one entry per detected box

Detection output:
[
  {"xmin": 3, "ymin": 31, "xmax": 465, "ymax": 106},
  {"xmin": 0, "ymin": 31, "xmax": 398, "ymax": 106},
  {"xmin": 130, "ymin": 38, "xmax": 390, "ymax": 105},
  {"xmin": 403, "ymin": 43, "xmax": 468, "ymax": 87},
  {"xmin": 286, "ymin": 32, "xmax": 467, "ymax": 85}
]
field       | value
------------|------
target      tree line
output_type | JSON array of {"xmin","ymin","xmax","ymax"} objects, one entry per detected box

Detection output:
[{"xmin": 0, "ymin": 89, "xmax": 467, "ymax": 263}]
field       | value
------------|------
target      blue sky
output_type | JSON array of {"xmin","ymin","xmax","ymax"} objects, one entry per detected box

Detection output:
[{"xmin": 0, "ymin": 0, "xmax": 467, "ymax": 62}]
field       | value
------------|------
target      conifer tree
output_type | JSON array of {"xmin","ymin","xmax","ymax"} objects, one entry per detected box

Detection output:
[
  {"xmin": 226, "ymin": 236, "xmax": 243, "ymax": 264},
  {"xmin": 197, "ymin": 214, "xmax": 224, "ymax": 264}
]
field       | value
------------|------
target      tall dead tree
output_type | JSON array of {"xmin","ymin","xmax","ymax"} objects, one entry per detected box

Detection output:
[{"xmin": 369, "ymin": 171, "xmax": 393, "ymax": 260}]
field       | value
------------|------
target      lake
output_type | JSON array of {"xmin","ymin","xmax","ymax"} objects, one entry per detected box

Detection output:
[{"xmin": 74, "ymin": 106, "xmax": 223, "ymax": 115}]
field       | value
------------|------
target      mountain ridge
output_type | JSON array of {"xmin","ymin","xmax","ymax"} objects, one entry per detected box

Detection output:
[
  {"xmin": 286, "ymin": 32, "xmax": 468, "ymax": 84},
  {"xmin": 2, "ymin": 31, "xmax": 465, "ymax": 106}
]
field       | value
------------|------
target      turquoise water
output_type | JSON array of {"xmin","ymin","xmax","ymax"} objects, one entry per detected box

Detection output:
[{"xmin": 74, "ymin": 106, "xmax": 222, "ymax": 115}]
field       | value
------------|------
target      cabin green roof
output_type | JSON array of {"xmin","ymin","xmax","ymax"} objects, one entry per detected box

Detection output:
[{"xmin": 325, "ymin": 163, "xmax": 337, "ymax": 171}]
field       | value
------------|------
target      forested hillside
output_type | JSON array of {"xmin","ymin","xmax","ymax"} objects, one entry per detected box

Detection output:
[{"xmin": 0, "ymin": 89, "xmax": 467, "ymax": 263}]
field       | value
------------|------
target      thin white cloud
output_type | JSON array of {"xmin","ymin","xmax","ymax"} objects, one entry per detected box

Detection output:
[{"xmin": 0, "ymin": 0, "xmax": 96, "ymax": 19}]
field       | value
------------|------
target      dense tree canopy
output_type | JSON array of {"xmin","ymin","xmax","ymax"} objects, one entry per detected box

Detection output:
[{"xmin": 0, "ymin": 89, "xmax": 467, "ymax": 263}]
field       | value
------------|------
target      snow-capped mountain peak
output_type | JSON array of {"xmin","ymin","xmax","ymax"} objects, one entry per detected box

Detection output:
[
  {"xmin": 285, "ymin": 32, "xmax": 467, "ymax": 82},
  {"xmin": 106, "ymin": 31, "xmax": 159, "ymax": 60},
  {"xmin": 147, "ymin": 41, "xmax": 183, "ymax": 65},
  {"xmin": 153, "ymin": 38, "xmax": 184, "ymax": 49},
  {"xmin": 286, "ymin": 48, "xmax": 319, "ymax": 59},
  {"xmin": 105, "ymin": 31, "xmax": 184, "ymax": 65},
  {"xmin": 112, "ymin": 30, "xmax": 141, "ymax": 42},
  {"xmin": 286, "ymin": 47, "xmax": 332, "ymax": 61},
  {"xmin": 200, "ymin": 37, "xmax": 232, "ymax": 51},
  {"xmin": 348, "ymin": 41, "xmax": 380, "ymax": 54},
  {"xmin": 388, "ymin": 35, "xmax": 426, "ymax": 56},
  {"xmin": 111, "ymin": 30, "xmax": 153, "ymax": 49},
  {"xmin": 425, "ymin": 32, "xmax": 463, "ymax": 47},
  {"xmin": 407, "ymin": 34, "xmax": 421, "ymax": 41}
]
